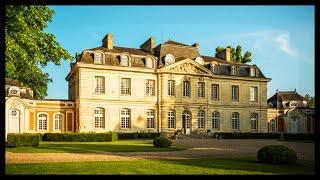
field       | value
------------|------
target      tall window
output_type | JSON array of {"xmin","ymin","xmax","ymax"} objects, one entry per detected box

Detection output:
[
  {"xmin": 212, "ymin": 112, "xmax": 220, "ymax": 130},
  {"xmin": 168, "ymin": 80, "xmax": 175, "ymax": 96},
  {"xmin": 198, "ymin": 111, "xmax": 205, "ymax": 129},
  {"xmin": 38, "ymin": 114, "xmax": 47, "ymax": 131},
  {"xmin": 94, "ymin": 108, "xmax": 105, "ymax": 128},
  {"xmin": 168, "ymin": 111, "xmax": 175, "ymax": 128},
  {"xmin": 95, "ymin": 53, "xmax": 102, "ymax": 64},
  {"xmin": 183, "ymin": 81, "xmax": 191, "ymax": 97},
  {"xmin": 146, "ymin": 80, "xmax": 155, "ymax": 96},
  {"xmin": 211, "ymin": 84, "xmax": 219, "ymax": 100},
  {"xmin": 120, "ymin": 55, "xmax": 129, "ymax": 66},
  {"xmin": 269, "ymin": 119, "xmax": 276, "ymax": 133},
  {"xmin": 231, "ymin": 112, "xmax": 239, "ymax": 130},
  {"xmin": 121, "ymin": 78, "xmax": 131, "ymax": 95},
  {"xmin": 146, "ymin": 110, "xmax": 155, "ymax": 129},
  {"xmin": 250, "ymin": 113, "xmax": 258, "ymax": 131},
  {"xmin": 198, "ymin": 82, "xmax": 205, "ymax": 98},
  {"xmin": 232, "ymin": 85, "xmax": 239, "ymax": 101},
  {"xmin": 121, "ymin": 109, "xmax": 130, "ymax": 128},
  {"xmin": 54, "ymin": 114, "xmax": 62, "ymax": 131},
  {"xmin": 250, "ymin": 87, "xmax": 258, "ymax": 102},
  {"xmin": 94, "ymin": 76, "xmax": 105, "ymax": 94}
]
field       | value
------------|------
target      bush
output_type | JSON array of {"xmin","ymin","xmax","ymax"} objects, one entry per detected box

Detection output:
[
  {"xmin": 118, "ymin": 132, "xmax": 161, "ymax": 140},
  {"xmin": 257, "ymin": 145, "xmax": 297, "ymax": 164},
  {"xmin": 283, "ymin": 133, "xmax": 315, "ymax": 141},
  {"xmin": 42, "ymin": 132, "xmax": 118, "ymax": 142},
  {"xmin": 7, "ymin": 133, "xmax": 40, "ymax": 147},
  {"xmin": 153, "ymin": 137, "xmax": 172, "ymax": 148},
  {"xmin": 213, "ymin": 132, "xmax": 281, "ymax": 139}
]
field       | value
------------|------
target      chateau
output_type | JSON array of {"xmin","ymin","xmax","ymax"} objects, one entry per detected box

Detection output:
[{"xmin": 5, "ymin": 33, "xmax": 272, "ymax": 138}]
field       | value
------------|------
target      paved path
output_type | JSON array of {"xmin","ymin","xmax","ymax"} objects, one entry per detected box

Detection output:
[{"xmin": 6, "ymin": 139, "xmax": 314, "ymax": 164}]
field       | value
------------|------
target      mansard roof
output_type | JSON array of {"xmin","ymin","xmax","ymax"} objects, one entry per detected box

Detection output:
[
  {"xmin": 163, "ymin": 40, "xmax": 190, "ymax": 46},
  {"xmin": 90, "ymin": 46, "xmax": 152, "ymax": 56}
]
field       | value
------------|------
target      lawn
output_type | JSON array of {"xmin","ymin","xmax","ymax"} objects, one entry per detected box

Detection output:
[
  {"xmin": 5, "ymin": 140, "xmax": 186, "ymax": 153},
  {"xmin": 6, "ymin": 157, "xmax": 314, "ymax": 175}
]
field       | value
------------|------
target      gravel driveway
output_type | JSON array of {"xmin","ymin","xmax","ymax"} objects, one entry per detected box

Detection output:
[{"xmin": 6, "ymin": 139, "xmax": 314, "ymax": 164}]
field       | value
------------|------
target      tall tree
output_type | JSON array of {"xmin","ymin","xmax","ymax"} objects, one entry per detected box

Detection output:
[
  {"xmin": 5, "ymin": 5, "xmax": 74, "ymax": 99},
  {"xmin": 235, "ymin": 45, "xmax": 242, "ymax": 63},
  {"xmin": 215, "ymin": 45, "xmax": 252, "ymax": 63}
]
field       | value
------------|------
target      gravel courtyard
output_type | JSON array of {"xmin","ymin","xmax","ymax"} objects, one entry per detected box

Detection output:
[{"xmin": 6, "ymin": 139, "xmax": 314, "ymax": 164}]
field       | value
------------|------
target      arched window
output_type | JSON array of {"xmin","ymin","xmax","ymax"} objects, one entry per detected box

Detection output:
[
  {"xmin": 231, "ymin": 112, "xmax": 239, "ymax": 130},
  {"xmin": 168, "ymin": 110, "xmax": 175, "ymax": 128},
  {"xmin": 250, "ymin": 113, "xmax": 258, "ymax": 131},
  {"xmin": 94, "ymin": 53, "xmax": 103, "ymax": 64},
  {"xmin": 269, "ymin": 119, "xmax": 276, "ymax": 133},
  {"xmin": 146, "ymin": 109, "xmax": 155, "ymax": 129},
  {"xmin": 38, "ymin": 113, "xmax": 48, "ymax": 131},
  {"xmin": 212, "ymin": 111, "xmax": 220, "ymax": 130},
  {"xmin": 54, "ymin": 113, "xmax": 63, "ymax": 131},
  {"xmin": 94, "ymin": 108, "xmax": 105, "ymax": 128},
  {"xmin": 198, "ymin": 111, "xmax": 205, "ymax": 129},
  {"xmin": 121, "ymin": 109, "xmax": 131, "ymax": 128},
  {"xmin": 120, "ymin": 55, "xmax": 130, "ymax": 66},
  {"xmin": 145, "ymin": 57, "xmax": 154, "ymax": 68}
]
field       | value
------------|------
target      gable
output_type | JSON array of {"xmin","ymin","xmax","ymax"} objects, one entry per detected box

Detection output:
[{"xmin": 160, "ymin": 59, "xmax": 212, "ymax": 75}]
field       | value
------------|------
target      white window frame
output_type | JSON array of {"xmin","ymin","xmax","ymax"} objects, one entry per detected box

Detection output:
[
  {"xmin": 250, "ymin": 113, "xmax": 258, "ymax": 131},
  {"xmin": 211, "ymin": 84, "xmax": 219, "ymax": 100},
  {"xmin": 168, "ymin": 80, "xmax": 175, "ymax": 96},
  {"xmin": 212, "ymin": 112, "xmax": 220, "ymax": 130},
  {"xmin": 94, "ymin": 76, "xmax": 105, "ymax": 94},
  {"xmin": 53, "ymin": 113, "xmax": 63, "ymax": 131},
  {"xmin": 120, "ymin": 55, "xmax": 130, "ymax": 67},
  {"xmin": 269, "ymin": 119, "xmax": 276, "ymax": 133},
  {"xmin": 231, "ymin": 66, "xmax": 237, "ymax": 75},
  {"xmin": 146, "ymin": 79, "xmax": 155, "ymax": 96},
  {"xmin": 121, "ymin": 78, "xmax": 131, "ymax": 95},
  {"xmin": 168, "ymin": 110, "xmax": 175, "ymax": 129},
  {"xmin": 231, "ymin": 112, "xmax": 239, "ymax": 130},
  {"xmin": 145, "ymin": 57, "xmax": 154, "ymax": 68},
  {"xmin": 250, "ymin": 87, "xmax": 258, "ymax": 102},
  {"xmin": 38, "ymin": 113, "xmax": 48, "ymax": 131},
  {"xmin": 94, "ymin": 52, "xmax": 103, "ymax": 64},
  {"xmin": 250, "ymin": 67, "xmax": 256, "ymax": 77},
  {"xmin": 146, "ymin": 109, "xmax": 155, "ymax": 129},
  {"xmin": 232, "ymin": 85, "xmax": 239, "ymax": 101},
  {"xmin": 121, "ymin": 109, "xmax": 131, "ymax": 129},
  {"xmin": 94, "ymin": 108, "xmax": 105, "ymax": 129},
  {"xmin": 198, "ymin": 111, "xmax": 205, "ymax": 129},
  {"xmin": 198, "ymin": 82, "xmax": 205, "ymax": 98},
  {"xmin": 183, "ymin": 81, "xmax": 191, "ymax": 97}
]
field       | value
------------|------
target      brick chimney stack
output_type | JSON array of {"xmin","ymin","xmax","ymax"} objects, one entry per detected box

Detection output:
[{"xmin": 102, "ymin": 33, "xmax": 113, "ymax": 50}]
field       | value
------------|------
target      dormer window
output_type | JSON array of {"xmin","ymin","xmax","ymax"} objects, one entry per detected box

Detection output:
[
  {"xmin": 8, "ymin": 86, "xmax": 20, "ymax": 97},
  {"xmin": 290, "ymin": 101, "xmax": 298, "ymax": 108},
  {"xmin": 211, "ymin": 63, "xmax": 219, "ymax": 74},
  {"xmin": 94, "ymin": 53, "xmax": 103, "ymax": 64},
  {"xmin": 195, "ymin": 57, "xmax": 204, "ymax": 65},
  {"xmin": 231, "ymin": 66, "xmax": 237, "ymax": 76},
  {"xmin": 145, "ymin": 57, "xmax": 154, "ymax": 68},
  {"xmin": 250, "ymin": 67, "xmax": 256, "ymax": 77},
  {"xmin": 164, "ymin": 54, "xmax": 175, "ymax": 66},
  {"xmin": 120, "ymin": 54, "xmax": 130, "ymax": 67}
]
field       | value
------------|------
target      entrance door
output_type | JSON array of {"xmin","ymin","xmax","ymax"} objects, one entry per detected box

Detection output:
[
  {"xmin": 291, "ymin": 117, "xmax": 298, "ymax": 134},
  {"xmin": 182, "ymin": 112, "xmax": 191, "ymax": 134},
  {"xmin": 8, "ymin": 110, "xmax": 20, "ymax": 133}
]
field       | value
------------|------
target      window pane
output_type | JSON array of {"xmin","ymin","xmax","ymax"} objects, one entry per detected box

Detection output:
[
  {"xmin": 198, "ymin": 82, "xmax": 205, "ymax": 98},
  {"xmin": 146, "ymin": 110, "xmax": 155, "ymax": 128},
  {"xmin": 121, "ymin": 78, "xmax": 131, "ymax": 95},
  {"xmin": 95, "ymin": 76, "xmax": 105, "ymax": 94},
  {"xmin": 121, "ymin": 109, "xmax": 130, "ymax": 128},
  {"xmin": 212, "ymin": 112, "xmax": 219, "ymax": 129},
  {"xmin": 212, "ymin": 84, "xmax": 219, "ymax": 100},
  {"xmin": 168, "ymin": 80, "xmax": 175, "ymax": 96},
  {"xmin": 198, "ymin": 111, "xmax": 205, "ymax": 128},
  {"xmin": 146, "ymin": 80, "xmax": 155, "ymax": 96},
  {"xmin": 168, "ymin": 111, "xmax": 175, "ymax": 128},
  {"xmin": 232, "ymin": 86, "xmax": 239, "ymax": 101},
  {"xmin": 183, "ymin": 81, "xmax": 190, "ymax": 97}
]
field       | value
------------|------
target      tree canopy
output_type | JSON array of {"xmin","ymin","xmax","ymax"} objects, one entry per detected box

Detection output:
[
  {"xmin": 304, "ymin": 94, "xmax": 315, "ymax": 108},
  {"xmin": 5, "ymin": 5, "xmax": 74, "ymax": 99},
  {"xmin": 215, "ymin": 45, "xmax": 252, "ymax": 63}
]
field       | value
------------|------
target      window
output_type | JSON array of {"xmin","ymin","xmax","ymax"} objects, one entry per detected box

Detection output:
[
  {"xmin": 231, "ymin": 112, "xmax": 239, "ymax": 130},
  {"xmin": 250, "ymin": 67, "xmax": 256, "ymax": 77},
  {"xmin": 168, "ymin": 80, "xmax": 175, "ymax": 96},
  {"xmin": 211, "ymin": 64, "xmax": 219, "ymax": 74},
  {"xmin": 54, "ymin": 114, "xmax": 62, "ymax": 131},
  {"xmin": 183, "ymin": 81, "xmax": 191, "ymax": 97},
  {"xmin": 168, "ymin": 111, "xmax": 175, "ymax": 128},
  {"xmin": 198, "ymin": 82, "xmax": 205, "ymax": 98},
  {"xmin": 231, "ymin": 66, "xmax": 237, "ymax": 75},
  {"xmin": 121, "ymin": 78, "xmax": 131, "ymax": 95},
  {"xmin": 232, "ymin": 85, "xmax": 239, "ymax": 101},
  {"xmin": 146, "ymin": 58, "xmax": 154, "ymax": 68},
  {"xmin": 94, "ymin": 53, "xmax": 103, "ymax": 64},
  {"xmin": 121, "ymin": 109, "xmax": 130, "ymax": 128},
  {"xmin": 94, "ymin": 108, "xmax": 105, "ymax": 128},
  {"xmin": 212, "ymin": 112, "xmax": 220, "ymax": 130},
  {"xmin": 269, "ymin": 119, "xmax": 276, "ymax": 133},
  {"xmin": 146, "ymin": 110, "xmax": 155, "ymax": 128},
  {"xmin": 211, "ymin": 84, "xmax": 219, "ymax": 100},
  {"xmin": 94, "ymin": 76, "xmax": 105, "ymax": 94},
  {"xmin": 120, "ymin": 55, "xmax": 129, "ymax": 66},
  {"xmin": 198, "ymin": 111, "xmax": 205, "ymax": 129},
  {"xmin": 38, "ymin": 114, "xmax": 47, "ymax": 131},
  {"xmin": 146, "ymin": 80, "xmax": 155, "ymax": 96},
  {"xmin": 251, "ymin": 113, "xmax": 258, "ymax": 131},
  {"xmin": 250, "ymin": 87, "xmax": 258, "ymax": 102}
]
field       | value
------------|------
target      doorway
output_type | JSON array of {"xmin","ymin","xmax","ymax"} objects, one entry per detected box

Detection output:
[
  {"xmin": 182, "ymin": 111, "xmax": 191, "ymax": 134},
  {"xmin": 8, "ymin": 109, "xmax": 20, "ymax": 133}
]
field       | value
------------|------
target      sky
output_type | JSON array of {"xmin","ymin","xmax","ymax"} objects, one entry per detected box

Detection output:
[{"xmin": 43, "ymin": 5, "xmax": 315, "ymax": 99}]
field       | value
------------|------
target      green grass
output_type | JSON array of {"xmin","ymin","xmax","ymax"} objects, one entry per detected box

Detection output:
[
  {"xmin": 5, "ymin": 140, "xmax": 185, "ymax": 153},
  {"xmin": 6, "ymin": 157, "xmax": 314, "ymax": 175}
]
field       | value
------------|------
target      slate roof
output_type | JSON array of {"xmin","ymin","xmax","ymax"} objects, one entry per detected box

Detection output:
[
  {"xmin": 267, "ymin": 91, "xmax": 306, "ymax": 108},
  {"xmin": 163, "ymin": 40, "xmax": 190, "ymax": 46},
  {"xmin": 89, "ymin": 46, "xmax": 152, "ymax": 56}
]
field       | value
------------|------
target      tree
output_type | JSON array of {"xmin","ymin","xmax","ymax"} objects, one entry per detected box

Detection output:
[
  {"xmin": 242, "ymin": 51, "xmax": 252, "ymax": 63},
  {"xmin": 215, "ymin": 45, "xmax": 252, "ymax": 63},
  {"xmin": 304, "ymin": 94, "xmax": 315, "ymax": 108},
  {"xmin": 5, "ymin": 5, "xmax": 74, "ymax": 99},
  {"xmin": 235, "ymin": 45, "xmax": 242, "ymax": 63}
]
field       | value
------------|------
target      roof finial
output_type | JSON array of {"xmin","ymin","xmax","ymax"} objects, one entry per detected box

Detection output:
[{"xmin": 294, "ymin": 88, "xmax": 296, "ymax": 92}]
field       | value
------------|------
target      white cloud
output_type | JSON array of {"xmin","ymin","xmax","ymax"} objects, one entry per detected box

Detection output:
[{"xmin": 275, "ymin": 32, "xmax": 297, "ymax": 57}]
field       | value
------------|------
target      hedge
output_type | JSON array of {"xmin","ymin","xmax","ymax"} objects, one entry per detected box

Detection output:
[
  {"xmin": 283, "ymin": 133, "xmax": 315, "ymax": 141},
  {"xmin": 7, "ymin": 133, "xmax": 40, "ymax": 147},
  {"xmin": 213, "ymin": 132, "xmax": 281, "ymax": 139},
  {"xmin": 257, "ymin": 145, "xmax": 297, "ymax": 164},
  {"xmin": 117, "ymin": 132, "xmax": 161, "ymax": 140},
  {"xmin": 153, "ymin": 137, "xmax": 172, "ymax": 148},
  {"xmin": 42, "ymin": 132, "xmax": 118, "ymax": 142}
]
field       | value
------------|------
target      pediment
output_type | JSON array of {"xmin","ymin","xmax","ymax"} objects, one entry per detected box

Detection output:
[{"xmin": 160, "ymin": 59, "xmax": 212, "ymax": 75}]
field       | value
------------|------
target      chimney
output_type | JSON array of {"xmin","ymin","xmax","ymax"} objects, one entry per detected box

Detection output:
[
  {"xmin": 140, "ymin": 37, "xmax": 155, "ymax": 54},
  {"xmin": 102, "ymin": 33, "xmax": 113, "ymax": 50},
  {"xmin": 225, "ymin": 47, "xmax": 231, "ymax": 62}
]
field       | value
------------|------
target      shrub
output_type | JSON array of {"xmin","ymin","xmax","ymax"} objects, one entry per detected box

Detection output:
[
  {"xmin": 7, "ymin": 133, "xmax": 40, "ymax": 147},
  {"xmin": 283, "ymin": 133, "xmax": 315, "ymax": 141},
  {"xmin": 153, "ymin": 137, "xmax": 172, "ymax": 148},
  {"xmin": 118, "ymin": 132, "xmax": 161, "ymax": 140},
  {"xmin": 213, "ymin": 132, "xmax": 281, "ymax": 139},
  {"xmin": 42, "ymin": 132, "xmax": 118, "ymax": 142},
  {"xmin": 257, "ymin": 145, "xmax": 297, "ymax": 164}
]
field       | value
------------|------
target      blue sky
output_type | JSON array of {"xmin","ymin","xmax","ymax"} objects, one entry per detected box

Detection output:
[{"xmin": 43, "ymin": 5, "xmax": 315, "ymax": 99}]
